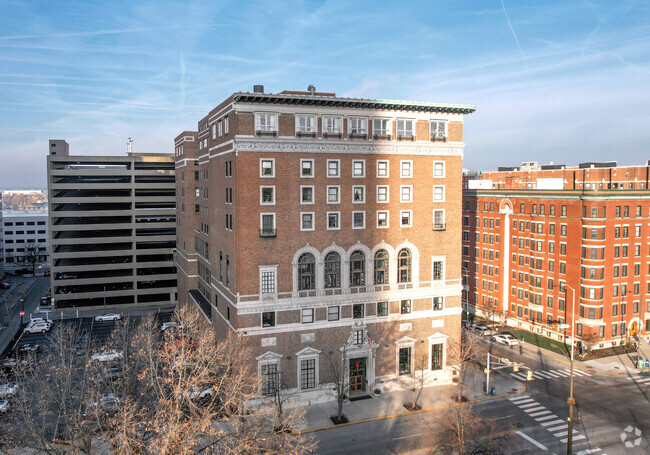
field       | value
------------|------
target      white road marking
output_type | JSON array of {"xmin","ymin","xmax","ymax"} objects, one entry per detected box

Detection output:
[
  {"xmin": 516, "ymin": 431, "xmax": 548, "ymax": 451},
  {"xmin": 553, "ymin": 369, "xmax": 570, "ymax": 377},
  {"xmin": 535, "ymin": 414, "xmax": 557, "ymax": 422},
  {"xmin": 541, "ymin": 419, "xmax": 564, "ymax": 427},
  {"xmin": 524, "ymin": 406, "xmax": 546, "ymax": 413},
  {"xmin": 519, "ymin": 402, "xmax": 540, "ymax": 409},
  {"xmin": 509, "ymin": 394, "xmax": 529, "ymax": 401},
  {"xmin": 393, "ymin": 433, "xmax": 422, "ymax": 441},
  {"xmin": 542, "ymin": 370, "xmax": 561, "ymax": 377},
  {"xmin": 554, "ymin": 431, "xmax": 568, "ymax": 437},
  {"xmin": 529, "ymin": 410, "xmax": 552, "ymax": 417},
  {"xmin": 494, "ymin": 414, "xmax": 515, "ymax": 420},
  {"xmin": 547, "ymin": 424, "xmax": 566, "ymax": 432},
  {"xmin": 572, "ymin": 369, "xmax": 592, "ymax": 377},
  {"xmin": 512, "ymin": 372, "xmax": 528, "ymax": 381},
  {"xmin": 513, "ymin": 398, "xmax": 534, "ymax": 404}
]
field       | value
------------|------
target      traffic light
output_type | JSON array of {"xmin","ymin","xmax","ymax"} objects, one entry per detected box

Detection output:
[
  {"xmin": 513, "ymin": 363, "xmax": 519, "ymax": 372},
  {"xmin": 526, "ymin": 370, "xmax": 533, "ymax": 381},
  {"xmin": 484, "ymin": 368, "xmax": 489, "ymax": 374}
]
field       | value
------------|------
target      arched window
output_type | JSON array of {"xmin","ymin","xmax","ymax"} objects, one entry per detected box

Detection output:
[
  {"xmin": 298, "ymin": 253, "xmax": 315, "ymax": 291},
  {"xmin": 349, "ymin": 251, "xmax": 365, "ymax": 287},
  {"xmin": 398, "ymin": 248, "xmax": 412, "ymax": 283},
  {"xmin": 374, "ymin": 249, "xmax": 389, "ymax": 284},
  {"xmin": 324, "ymin": 252, "xmax": 341, "ymax": 288}
]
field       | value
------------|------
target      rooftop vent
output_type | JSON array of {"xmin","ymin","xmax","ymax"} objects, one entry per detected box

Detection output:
[
  {"xmin": 253, "ymin": 85, "xmax": 264, "ymax": 93},
  {"xmin": 308, "ymin": 84, "xmax": 316, "ymax": 95}
]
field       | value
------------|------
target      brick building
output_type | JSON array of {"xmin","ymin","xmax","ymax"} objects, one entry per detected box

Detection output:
[
  {"xmin": 175, "ymin": 86, "xmax": 475, "ymax": 399},
  {"xmin": 463, "ymin": 162, "xmax": 650, "ymax": 350}
]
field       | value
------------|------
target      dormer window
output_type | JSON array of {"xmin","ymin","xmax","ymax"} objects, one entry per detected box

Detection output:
[
  {"xmin": 296, "ymin": 115, "xmax": 317, "ymax": 136},
  {"xmin": 397, "ymin": 119, "xmax": 414, "ymax": 139},
  {"xmin": 256, "ymin": 113, "xmax": 278, "ymax": 134},
  {"xmin": 430, "ymin": 121, "xmax": 447, "ymax": 140}
]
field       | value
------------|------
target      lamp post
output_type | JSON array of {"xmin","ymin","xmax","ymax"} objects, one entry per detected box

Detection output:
[{"xmin": 565, "ymin": 284, "xmax": 577, "ymax": 455}]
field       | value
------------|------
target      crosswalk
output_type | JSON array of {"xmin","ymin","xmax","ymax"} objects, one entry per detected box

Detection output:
[
  {"xmin": 509, "ymin": 394, "xmax": 605, "ymax": 453},
  {"xmin": 511, "ymin": 367, "xmax": 592, "ymax": 382},
  {"xmin": 626, "ymin": 374, "xmax": 650, "ymax": 386}
]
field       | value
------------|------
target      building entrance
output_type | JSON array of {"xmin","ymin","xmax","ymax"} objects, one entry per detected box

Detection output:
[{"xmin": 349, "ymin": 357, "xmax": 367, "ymax": 393}]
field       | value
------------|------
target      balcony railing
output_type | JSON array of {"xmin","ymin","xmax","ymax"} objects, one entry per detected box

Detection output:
[
  {"xmin": 432, "ymin": 223, "xmax": 446, "ymax": 231},
  {"xmin": 259, "ymin": 229, "xmax": 276, "ymax": 238}
]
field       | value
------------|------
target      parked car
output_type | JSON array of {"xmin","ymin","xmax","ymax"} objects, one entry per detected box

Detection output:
[
  {"xmin": 102, "ymin": 366, "xmax": 123, "ymax": 380},
  {"xmin": 15, "ymin": 344, "xmax": 40, "ymax": 355},
  {"xmin": 30, "ymin": 317, "xmax": 52, "ymax": 325},
  {"xmin": 84, "ymin": 394, "xmax": 123, "ymax": 416},
  {"xmin": 91, "ymin": 350, "xmax": 123, "ymax": 362},
  {"xmin": 0, "ymin": 400, "xmax": 9, "ymax": 413},
  {"xmin": 0, "ymin": 283, "xmax": 10, "ymax": 289},
  {"xmin": 161, "ymin": 322, "xmax": 184, "ymax": 332},
  {"xmin": 472, "ymin": 325, "xmax": 493, "ymax": 336},
  {"xmin": 492, "ymin": 334, "xmax": 520, "ymax": 346},
  {"xmin": 94, "ymin": 313, "xmax": 122, "ymax": 322},
  {"xmin": 461, "ymin": 320, "xmax": 472, "ymax": 330},
  {"xmin": 0, "ymin": 384, "xmax": 18, "ymax": 398},
  {"xmin": 23, "ymin": 322, "xmax": 51, "ymax": 335},
  {"xmin": 1, "ymin": 358, "xmax": 16, "ymax": 372},
  {"xmin": 183, "ymin": 387, "xmax": 214, "ymax": 400}
]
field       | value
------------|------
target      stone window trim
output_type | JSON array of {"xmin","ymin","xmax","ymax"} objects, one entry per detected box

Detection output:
[
  {"xmin": 433, "ymin": 185, "xmax": 445, "ymax": 202},
  {"xmin": 352, "ymin": 211, "xmax": 366, "ymax": 230},
  {"xmin": 300, "ymin": 185, "xmax": 315, "ymax": 205},
  {"xmin": 296, "ymin": 347, "xmax": 322, "ymax": 390},
  {"xmin": 327, "ymin": 211, "xmax": 341, "ymax": 231},
  {"xmin": 400, "ymin": 210, "xmax": 413, "ymax": 228},
  {"xmin": 326, "ymin": 159, "xmax": 341, "ymax": 178},
  {"xmin": 300, "ymin": 159, "xmax": 315, "ymax": 178},
  {"xmin": 259, "ymin": 158, "xmax": 275, "ymax": 178},
  {"xmin": 260, "ymin": 185, "xmax": 276, "ymax": 206},
  {"xmin": 300, "ymin": 212, "xmax": 315, "ymax": 232},
  {"xmin": 352, "ymin": 159, "xmax": 366, "ymax": 178},
  {"xmin": 327, "ymin": 185, "xmax": 341, "ymax": 204},
  {"xmin": 377, "ymin": 210, "xmax": 390, "ymax": 229},
  {"xmin": 431, "ymin": 256, "xmax": 446, "ymax": 282},
  {"xmin": 395, "ymin": 336, "xmax": 417, "ymax": 376},
  {"xmin": 400, "ymin": 185, "xmax": 413, "ymax": 203},
  {"xmin": 256, "ymin": 351, "xmax": 283, "ymax": 396},
  {"xmin": 259, "ymin": 264, "xmax": 278, "ymax": 296},
  {"xmin": 376, "ymin": 160, "xmax": 390, "ymax": 178},
  {"xmin": 376, "ymin": 185, "xmax": 390, "ymax": 204},
  {"xmin": 400, "ymin": 160, "xmax": 413, "ymax": 178},
  {"xmin": 433, "ymin": 161, "xmax": 445, "ymax": 178},
  {"xmin": 427, "ymin": 332, "xmax": 449, "ymax": 373},
  {"xmin": 352, "ymin": 185, "xmax": 366, "ymax": 204}
]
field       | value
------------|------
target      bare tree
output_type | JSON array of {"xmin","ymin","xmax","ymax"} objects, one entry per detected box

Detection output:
[
  {"xmin": 326, "ymin": 348, "xmax": 349, "ymax": 424},
  {"xmin": 401, "ymin": 354, "xmax": 427, "ymax": 411}
]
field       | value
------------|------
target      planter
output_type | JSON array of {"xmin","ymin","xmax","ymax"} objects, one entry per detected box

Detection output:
[
  {"xmin": 330, "ymin": 415, "xmax": 349, "ymax": 425},
  {"xmin": 373, "ymin": 388, "xmax": 381, "ymax": 397}
]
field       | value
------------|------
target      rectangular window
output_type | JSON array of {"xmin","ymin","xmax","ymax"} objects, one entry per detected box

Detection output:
[
  {"xmin": 400, "ymin": 185, "xmax": 413, "ymax": 203},
  {"xmin": 261, "ymin": 270, "xmax": 276, "ymax": 294},
  {"xmin": 430, "ymin": 120, "xmax": 447, "ymax": 139},
  {"xmin": 323, "ymin": 116, "xmax": 342, "ymax": 134},
  {"xmin": 433, "ymin": 296, "xmax": 444, "ymax": 310},
  {"xmin": 399, "ymin": 347, "xmax": 412, "ymax": 375},
  {"xmin": 432, "ymin": 260, "xmax": 444, "ymax": 281},
  {"xmin": 255, "ymin": 113, "xmax": 278, "ymax": 132},
  {"xmin": 218, "ymin": 119, "xmax": 223, "ymax": 137},
  {"xmin": 300, "ymin": 359, "xmax": 316, "ymax": 389},
  {"xmin": 400, "ymin": 210, "xmax": 412, "ymax": 227},
  {"xmin": 296, "ymin": 115, "xmax": 317, "ymax": 134},
  {"xmin": 262, "ymin": 311, "xmax": 275, "ymax": 327},
  {"xmin": 260, "ymin": 159, "xmax": 275, "ymax": 177},
  {"xmin": 377, "ymin": 160, "xmax": 389, "ymax": 178},
  {"xmin": 300, "ymin": 159, "xmax": 314, "ymax": 177},
  {"xmin": 433, "ymin": 161, "xmax": 445, "ymax": 178},
  {"xmin": 352, "ymin": 211, "xmax": 365, "ymax": 229},
  {"xmin": 224, "ymin": 116, "xmax": 229, "ymax": 134},
  {"xmin": 377, "ymin": 302, "xmax": 388, "ymax": 316},
  {"xmin": 352, "ymin": 160, "xmax": 365, "ymax": 177},
  {"xmin": 400, "ymin": 300, "xmax": 412, "ymax": 314},
  {"xmin": 260, "ymin": 186, "xmax": 275, "ymax": 205},
  {"xmin": 328, "ymin": 306, "xmax": 340, "ymax": 321},
  {"xmin": 349, "ymin": 117, "xmax": 367, "ymax": 135},
  {"xmin": 327, "ymin": 186, "xmax": 340, "ymax": 204},
  {"xmin": 433, "ymin": 210, "xmax": 445, "ymax": 230},
  {"xmin": 373, "ymin": 118, "xmax": 390, "ymax": 136},
  {"xmin": 353, "ymin": 186, "xmax": 365, "ymax": 203},
  {"xmin": 377, "ymin": 186, "xmax": 389, "ymax": 203},
  {"xmin": 301, "ymin": 212, "xmax": 314, "ymax": 231},
  {"xmin": 433, "ymin": 185, "xmax": 445, "ymax": 202},
  {"xmin": 260, "ymin": 213, "xmax": 276, "ymax": 236},
  {"xmin": 396, "ymin": 119, "xmax": 414, "ymax": 137},
  {"xmin": 401, "ymin": 160, "xmax": 412, "ymax": 178},
  {"xmin": 301, "ymin": 186, "xmax": 314, "ymax": 204},
  {"xmin": 431, "ymin": 344, "xmax": 443, "ymax": 370},
  {"xmin": 377, "ymin": 211, "xmax": 389, "ymax": 228},
  {"xmin": 327, "ymin": 160, "xmax": 340, "ymax": 178},
  {"xmin": 327, "ymin": 212, "xmax": 340, "ymax": 230},
  {"xmin": 301, "ymin": 308, "xmax": 314, "ymax": 324},
  {"xmin": 261, "ymin": 363, "xmax": 278, "ymax": 396},
  {"xmin": 353, "ymin": 304, "xmax": 365, "ymax": 319}
]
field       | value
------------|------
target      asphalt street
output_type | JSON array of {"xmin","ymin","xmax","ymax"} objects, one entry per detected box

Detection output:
[{"xmin": 312, "ymin": 338, "xmax": 650, "ymax": 454}]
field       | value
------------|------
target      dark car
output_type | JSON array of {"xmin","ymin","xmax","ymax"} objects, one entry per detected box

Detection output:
[
  {"xmin": 0, "ymin": 283, "xmax": 10, "ymax": 289},
  {"xmin": 16, "ymin": 344, "xmax": 40, "ymax": 356}
]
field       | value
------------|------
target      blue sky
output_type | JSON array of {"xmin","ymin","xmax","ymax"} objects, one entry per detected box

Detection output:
[{"xmin": 0, "ymin": 0, "xmax": 649, "ymax": 188}]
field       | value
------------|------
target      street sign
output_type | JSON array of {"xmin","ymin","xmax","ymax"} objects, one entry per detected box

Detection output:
[{"xmin": 19, "ymin": 311, "xmax": 24, "ymax": 316}]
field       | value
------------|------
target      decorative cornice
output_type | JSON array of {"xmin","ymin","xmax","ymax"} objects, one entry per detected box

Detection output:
[{"xmin": 235, "ymin": 139, "xmax": 464, "ymax": 156}]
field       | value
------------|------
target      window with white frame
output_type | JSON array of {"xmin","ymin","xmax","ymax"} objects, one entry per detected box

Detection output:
[
  {"xmin": 255, "ymin": 113, "xmax": 278, "ymax": 133},
  {"xmin": 260, "ymin": 159, "xmax": 275, "ymax": 178},
  {"xmin": 433, "ymin": 296, "xmax": 444, "ymax": 310},
  {"xmin": 432, "ymin": 258, "xmax": 445, "ymax": 281},
  {"xmin": 431, "ymin": 343, "xmax": 444, "ymax": 370},
  {"xmin": 300, "ymin": 159, "xmax": 314, "ymax": 178},
  {"xmin": 377, "ymin": 160, "xmax": 389, "ymax": 178},
  {"xmin": 399, "ymin": 347, "xmax": 412, "ymax": 375},
  {"xmin": 373, "ymin": 118, "xmax": 390, "ymax": 136},
  {"xmin": 260, "ymin": 266, "xmax": 277, "ymax": 295},
  {"xmin": 295, "ymin": 115, "xmax": 317, "ymax": 134},
  {"xmin": 377, "ymin": 186, "xmax": 389, "ymax": 203},
  {"xmin": 327, "ymin": 306, "xmax": 340, "ymax": 321},
  {"xmin": 327, "ymin": 212, "xmax": 340, "ymax": 230},
  {"xmin": 352, "ymin": 211, "xmax": 365, "ymax": 229},
  {"xmin": 401, "ymin": 210, "xmax": 412, "ymax": 227},
  {"xmin": 400, "ymin": 185, "xmax": 412, "ymax": 203},
  {"xmin": 353, "ymin": 186, "xmax": 365, "ymax": 203},
  {"xmin": 218, "ymin": 119, "xmax": 223, "ymax": 137},
  {"xmin": 349, "ymin": 117, "xmax": 367, "ymax": 135},
  {"xmin": 299, "ymin": 358, "xmax": 316, "ymax": 389},
  {"xmin": 352, "ymin": 160, "xmax": 365, "ymax": 177},
  {"xmin": 224, "ymin": 116, "xmax": 229, "ymax": 134},
  {"xmin": 433, "ymin": 209, "xmax": 445, "ymax": 229},
  {"xmin": 260, "ymin": 186, "xmax": 275, "ymax": 205},
  {"xmin": 327, "ymin": 159, "xmax": 340, "ymax": 177},
  {"xmin": 323, "ymin": 116, "xmax": 342, "ymax": 134},
  {"xmin": 261, "ymin": 311, "xmax": 275, "ymax": 327},
  {"xmin": 430, "ymin": 120, "xmax": 447, "ymax": 139},
  {"xmin": 396, "ymin": 119, "xmax": 414, "ymax": 137},
  {"xmin": 260, "ymin": 362, "xmax": 279, "ymax": 395},
  {"xmin": 301, "ymin": 212, "xmax": 314, "ymax": 231},
  {"xmin": 301, "ymin": 186, "xmax": 314, "ymax": 204},
  {"xmin": 260, "ymin": 213, "xmax": 275, "ymax": 236},
  {"xmin": 433, "ymin": 161, "xmax": 445, "ymax": 178},
  {"xmin": 401, "ymin": 160, "xmax": 412, "ymax": 178},
  {"xmin": 433, "ymin": 185, "xmax": 445, "ymax": 202},
  {"xmin": 327, "ymin": 186, "xmax": 340, "ymax": 204},
  {"xmin": 301, "ymin": 308, "xmax": 314, "ymax": 324},
  {"xmin": 211, "ymin": 124, "xmax": 216, "ymax": 140},
  {"xmin": 377, "ymin": 211, "xmax": 389, "ymax": 228}
]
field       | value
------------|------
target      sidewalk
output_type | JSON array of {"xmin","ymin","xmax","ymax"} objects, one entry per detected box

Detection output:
[
  {"xmin": 299, "ymin": 366, "xmax": 525, "ymax": 432},
  {"xmin": 517, "ymin": 337, "xmax": 646, "ymax": 377}
]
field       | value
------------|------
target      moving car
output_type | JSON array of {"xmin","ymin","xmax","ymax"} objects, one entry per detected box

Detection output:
[
  {"xmin": 94, "ymin": 313, "xmax": 122, "ymax": 322},
  {"xmin": 472, "ymin": 325, "xmax": 493, "ymax": 336},
  {"xmin": 161, "ymin": 322, "xmax": 184, "ymax": 332},
  {"xmin": 91, "ymin": 350, "xmax": 123, "ymax": 362},
  {"xmin": 0, "ymin": 384, "xmax": 17, "ymax": 398},
  {"xmin": 492, "ymin": 334, "xmax": 520, "ymax": 346},
  {"xmin": 23, "ymin": 322, "xmax": 51, "ymax": 335}
]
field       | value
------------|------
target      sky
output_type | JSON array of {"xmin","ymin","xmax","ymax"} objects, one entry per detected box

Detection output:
[{"xmin": 0, "ymin": 0, "xmax": 649, "ymax": 188}]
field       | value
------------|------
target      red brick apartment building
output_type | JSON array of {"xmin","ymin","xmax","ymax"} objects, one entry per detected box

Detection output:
[
  {"xmin": 463, "ymin": 162, "xmax": 650, "ymax": 350},
  {"xmin": 174, "ymin": 85, "xmax": 475, "ymax": 400}
]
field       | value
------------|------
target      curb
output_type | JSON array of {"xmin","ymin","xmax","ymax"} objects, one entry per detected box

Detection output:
[
  {"xmin": 298, "ymin": 382, "xmax": 527, "ymax": 434},
  {"xmin": 536, "ymin": 348, "xmax": 641, "ymax": 378}
]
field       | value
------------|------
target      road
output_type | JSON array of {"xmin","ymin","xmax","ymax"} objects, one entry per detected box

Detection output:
[{"xmin": 313, "ymin": 338, "xmax": 650, "ymax": 454}]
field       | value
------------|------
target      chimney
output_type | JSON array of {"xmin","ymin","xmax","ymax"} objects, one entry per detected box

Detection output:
[
  {"xmin": 253, "ymin": 85, "xmax": 264, "ymax": 93},
  {"xmin": 308, "ymin": 84, "xmax": 316, "ymax": 95}
]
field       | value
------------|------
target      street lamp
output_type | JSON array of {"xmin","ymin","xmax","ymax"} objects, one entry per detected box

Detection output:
[{"xmin": 564, "ymin": 284, "xmax": 578, "ymax": 455}]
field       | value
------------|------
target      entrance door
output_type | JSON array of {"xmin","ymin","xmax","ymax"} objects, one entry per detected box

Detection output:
[
  {"xmin": 349, "ymin": 357, "xmax": 367, "ymax": 393},
  {"xmin": 631, "ymin": 321, "xmax": 638, "ymax": 336}
]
